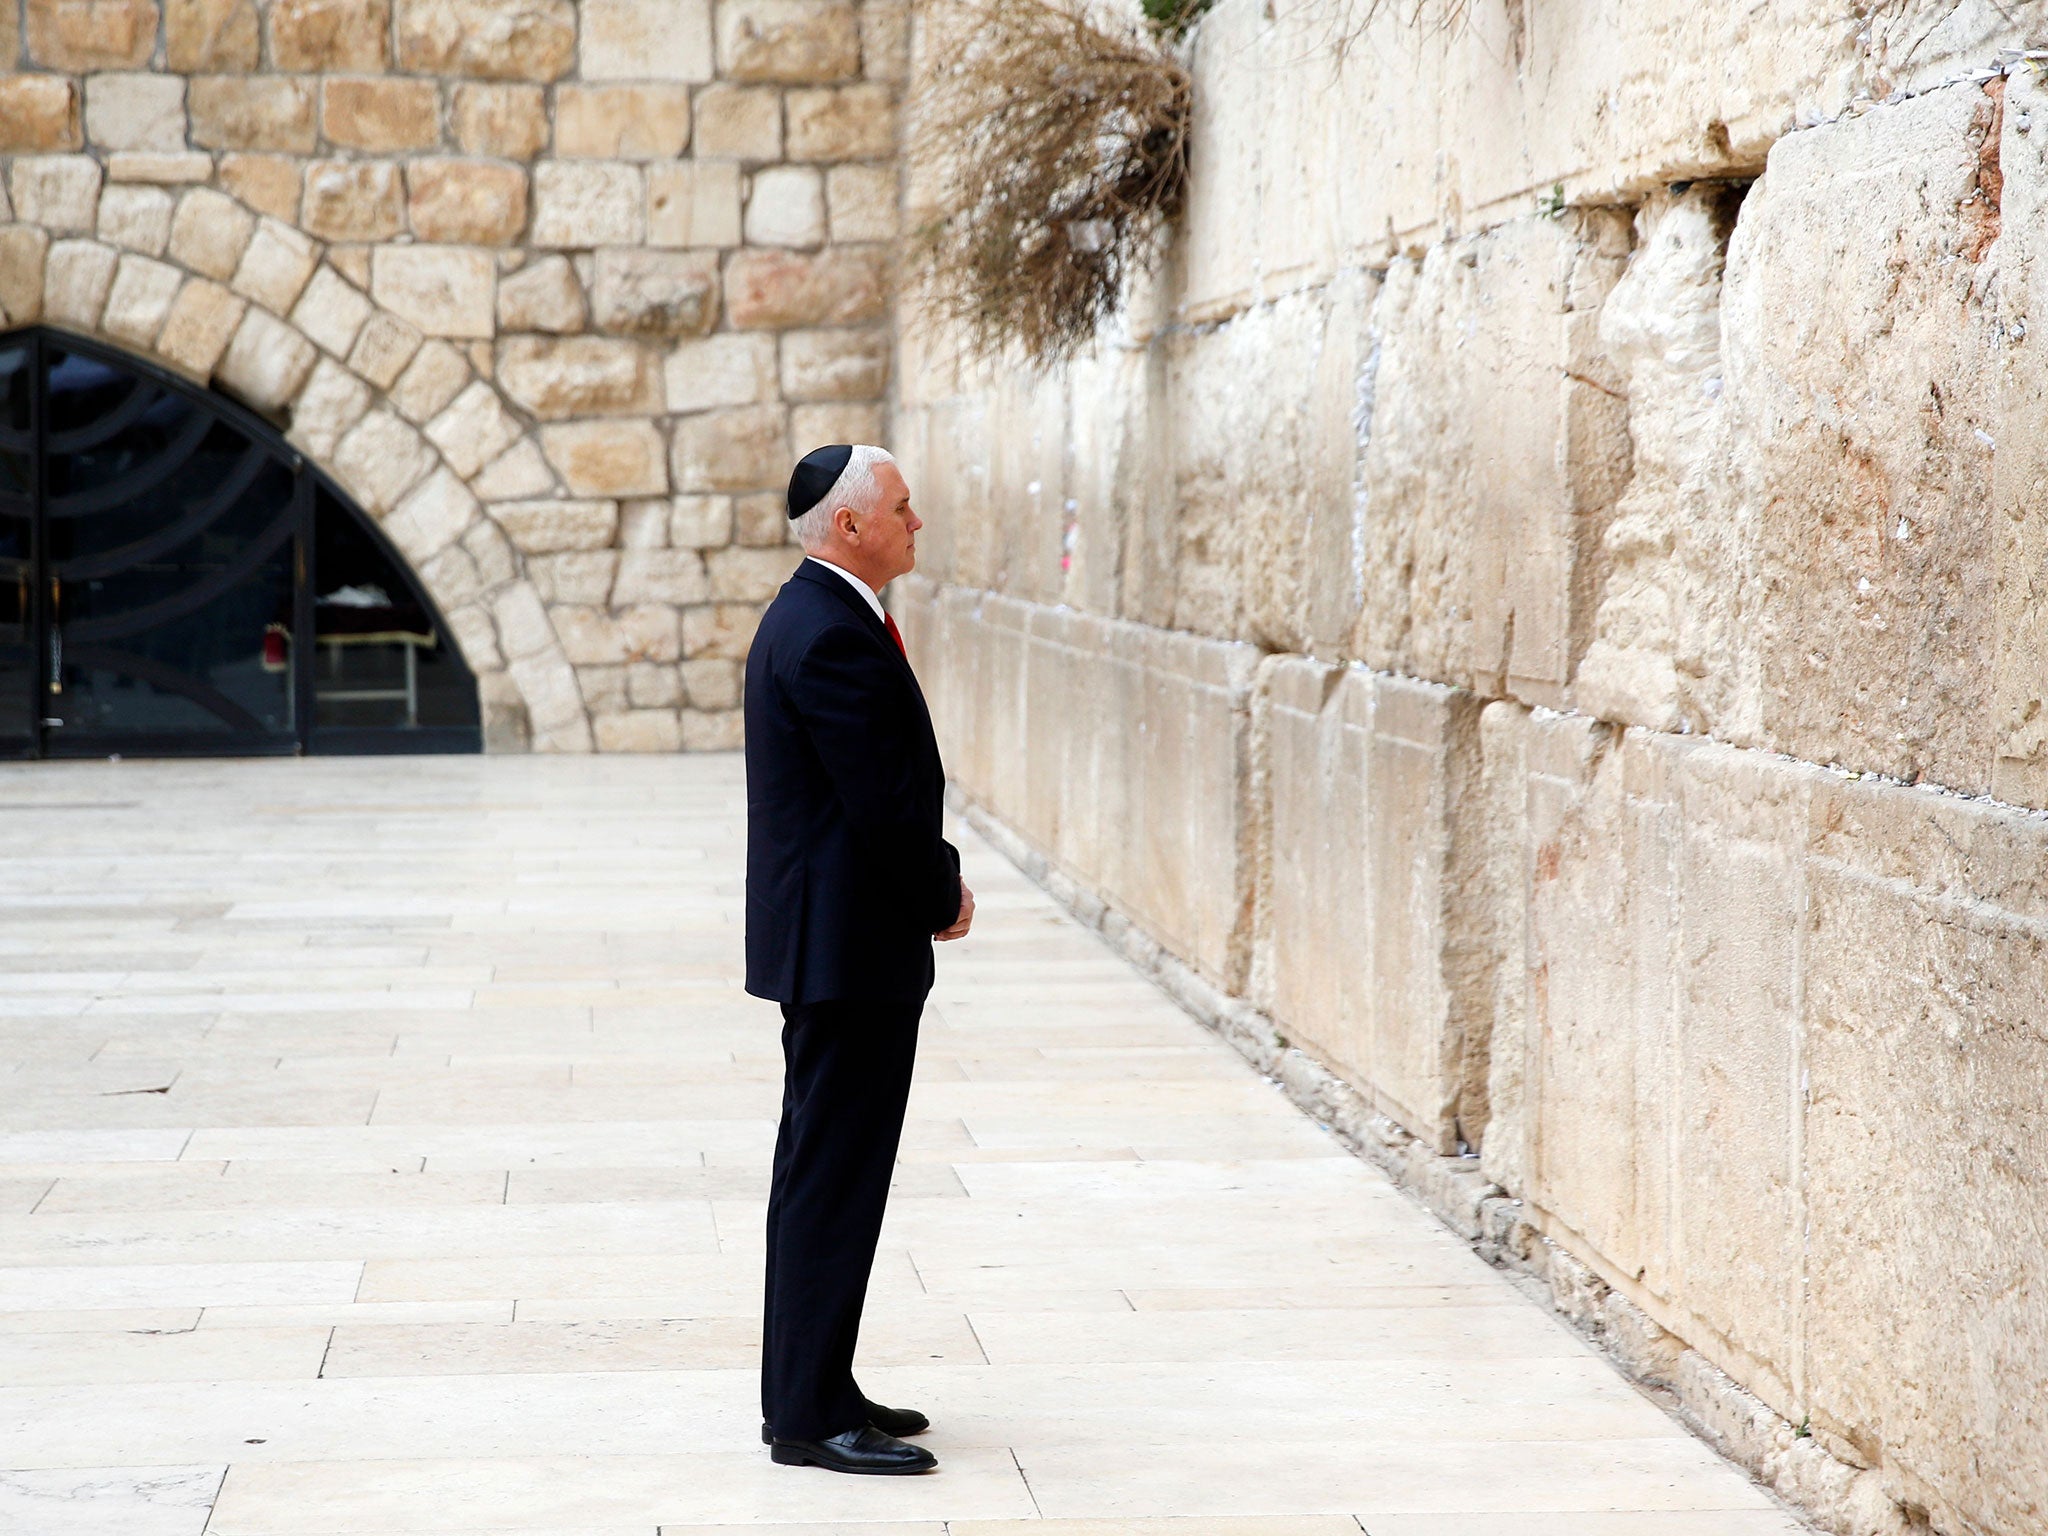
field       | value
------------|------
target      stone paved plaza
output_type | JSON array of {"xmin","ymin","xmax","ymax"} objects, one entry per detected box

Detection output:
[{"xmin": 0, "ymin": 755, "xmax": 1805, "ymax": 1535}]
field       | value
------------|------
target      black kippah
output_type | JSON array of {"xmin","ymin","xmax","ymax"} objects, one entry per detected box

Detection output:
[{"xmin": 787, "ymin": 443, "xmax": 854, "ymax": 520}]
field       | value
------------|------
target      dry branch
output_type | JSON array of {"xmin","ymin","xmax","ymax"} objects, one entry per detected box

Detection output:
[{"xmin": 906, "ymin": 0, "xmax": 1192, "ymax": 368}]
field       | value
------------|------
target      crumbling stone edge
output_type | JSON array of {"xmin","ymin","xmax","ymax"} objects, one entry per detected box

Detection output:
[{"xmin": 952, "ymin": 788, "xmax": 1925, "ymax": 1536}]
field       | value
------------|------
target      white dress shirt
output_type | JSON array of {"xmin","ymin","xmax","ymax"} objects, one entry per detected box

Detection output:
[{"xmin": 805, "ymin": 556, "xmax": 885, "ymax": 624}]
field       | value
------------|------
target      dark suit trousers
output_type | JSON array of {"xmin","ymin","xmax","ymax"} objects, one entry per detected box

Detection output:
[{"xmin": 760, "ymin": 990, "xmax": 924, "ymax": 1440}]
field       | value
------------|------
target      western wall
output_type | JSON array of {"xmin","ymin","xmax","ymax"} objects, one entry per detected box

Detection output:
[{"xmin": 891, "ymin": 2, "xmax": 2048, "ymax": 1533}]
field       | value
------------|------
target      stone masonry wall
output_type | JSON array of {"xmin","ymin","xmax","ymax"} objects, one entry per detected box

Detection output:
[
  {"xmin": 894, "ymin": 2, "xmax": 2048, "ymax": 1532},
  {"xmin": 0, "ymin": 0, "xmax": 903, "ymax": 750}
]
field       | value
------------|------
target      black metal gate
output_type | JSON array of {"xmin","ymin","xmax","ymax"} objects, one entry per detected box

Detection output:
[{"xmin": 0, "ymin": 328, "xmax": 480, "ymax": 759}]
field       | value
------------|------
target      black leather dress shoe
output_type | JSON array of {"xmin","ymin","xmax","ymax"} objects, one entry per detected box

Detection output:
[
  {"xmin": 769, "ymin": 1424, "xmax": 937, "ymax": 1474},
  {"xmin": 761, "ymin": 1399, "xmax": 929, "ymax": 1444}
]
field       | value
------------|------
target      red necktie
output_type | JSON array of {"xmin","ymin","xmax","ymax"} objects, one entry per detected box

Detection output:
[{"xmin": 883, "ymin": 612, "xmax": 907, "ymax": 660}]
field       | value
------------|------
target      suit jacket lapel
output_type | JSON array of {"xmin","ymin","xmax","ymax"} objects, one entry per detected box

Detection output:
[{"xmin": 793, "ymin": 561, "xmax": 922, "ymax": 690}]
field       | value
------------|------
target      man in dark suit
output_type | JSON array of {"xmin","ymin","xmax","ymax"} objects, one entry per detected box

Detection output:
[{"xmin": 745, "ymin": 444, "xmax": 972, "ymax": 1477}]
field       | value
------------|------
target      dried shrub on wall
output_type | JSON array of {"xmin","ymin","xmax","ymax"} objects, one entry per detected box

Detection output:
[{"xmin": 907, "ymin": 0, "xmax": 1192, "ymax": 368}]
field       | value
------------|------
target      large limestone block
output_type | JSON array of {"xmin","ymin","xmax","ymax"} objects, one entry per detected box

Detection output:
[
  {"xmin": 724, "ymin": 247, "xmax": 885, "ymax": 328},
  {"xmin": 83, "ymin": 73, "xmax": 186, "ymax": 153},
  {"xmin": 396, "ymin": 0, "xmax": 576, "ymax": 79},
  {"xmin": 1574, "ymin": 185, "xmax": 1750, "ymax": 736},
  {"xmin": 406, "ymin": 160, "xmax": 528, "ymax": 245},
  {"xmin": 1159, "ymin": 272, "xmax": 1374, "ymax": 653},
  {"xmin": 301, "ymin": 159, "xmax": 404, "ymax": 242},
  {"xmin": 539, "ymin": 419, "xmax": 667, "ymax": 497},
  {"xmin": 269, "ymin": 0, "xmax": 390, "ymax": 70},
  {"xmin": 1518, "ymin": 715, "xmax": 1677, "ymax": 1300},
  {"xmin": 1254, "ymin": 660, "xmax": 1488, "ymax": 1152},
  {"xmin": 1803, "ymin": 775, "xmax": 2048, "ymax": 1536},
  {"xmin": 26, "ymin": 0, "xmax": 158, "ymax": 70},
  {"xmin": 451, "ymin": 82, "xmax": 547, "ymax": 159},
  {"xmin": 579, "ymin": 0, "xmax": 713, "ymax": 82},
  {"xmin": 495, "ymin": 335, "xmax": 661, "ymax": 418},
  {"xmin": 555, "ymin": 85, "xmax": 692, "ymax": 160},
  {"xmin": 0, "ymin": 76, "xmax": 81, "ymax": 154},
  {"xmin": 589, "ymin": 249, "xmax": 719, "ymax": 338},
  {"xmin": 371, "ymin": 245, "xmax": 495, "ymax": 338},
  {"xmin": 167, "ymin": 0, "xmax": 259, "ymax": 70},
  {"xmin": 1721, "ymin": 82, "xmax": 2002, "ymax": 791},
  {"xmin": 188, "ymin": 76, "xmax": 318, "ymax": 153},
  {"xmin": 322, "ymin": 77, "xmax": 441, "ymax": 153},
  {"xmin": 1357, "ymin": 213, "xmax": 1632, "ymax": 706},
  {"xmin": 717, "ymin": 0, "xmax": 859, "ymax": 83},
  {"xmin": 1994, "ymin": 68, "xmax": 2048, "ymax": 807}
]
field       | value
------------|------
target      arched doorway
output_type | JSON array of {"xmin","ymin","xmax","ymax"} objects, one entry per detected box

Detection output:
[{"xmin": 0, "ymin": 328, "xmax": 480, "ymax": 758}]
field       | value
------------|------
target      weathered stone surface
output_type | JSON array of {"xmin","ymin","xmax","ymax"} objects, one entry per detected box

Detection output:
[
  {"xmin": 472, "ymin": 435, "xmax": 555, "ymax": 501},
  {"xmin": 101, "ymin": 253, "xmax": 183, "ymax": 347},
  {"xmin": 789, "ymin": 399, "xmax": 879, "ymax": 451},
  {"xmin": 407, "ymin": 160, "xmax": 528, "ymax": 244},
  {"xmin": 531, "ymin": 163, "xmax": 643, "ymax": 248},
  {"xmin": 825, "ymin": 162, "xmax": 895, "ymax": 242},
  {"xmin": 396, "ymin": 0, "xmax": 576, "ymax": 80},
  {"xmin": 389, "ymin": 336, "xmax": 470, "ymax": 420},
  {"xmin": 424, "ymin": 378, "xmax": 521, "ymax": 477},
  {"xmin": 665, "ymin": 333, "xmax": 776, "ymax": 412},
  {"xmin": 41, "ymin": 239, "xmax": 117, "ymax": 328},
  {"xmin": 553, "ymin": 85, "xmax": 693, "ymax": 161},
  {"xmin": 744, "ymin": 165, "xmax": 825, "ymax": 248},
  {"xmin": 589, "ymin": 249, "xmax": 719, "ymax": 338},
  {"xmin": 694, "ymin": 83, "xmax": 781, "ymax": 160},
  {"xmin": 269, "ymin": 0, "xmax": 390, "ymax": 70},
  {"xmin": 669, "ymin": 494, "xmax": 734, "ymax": 549},
  {"xmin": 26, "ymin": 0, "xmax": 158, "ymax": 70},
  {"xmin": 594, "ymin": 709, "xmax": 682, "ymax": 752},
  {"xmin": 1255, "ymin": 659, "xmax": 1485, "ymax": 1152},
  {"xmin": 288, "ymin": 265, "xmax": 372, "ymax": 355},
  {"xmin": 779, "ymin": 326, "xmax": 885, "ymax": 401},
  {"xmin": 10, "ymin": 156, "xmax": 103, "ymax": 235},
  {"xmin": 527, "ymin": 551, "xmax": 618, "ymax": 605},
  {"xmin": 1713, "ymin": 84, "xmax": 2000, "ymax": 792},
  {"xmin": 333, "ymin": 406, "xmax": 436, "ymax": 513},
  {"xmin": 705, "ymin": 544, "xmax": 797, "ymax": 602},
  {"xmin": 285, "ymin": 354, "xmax": 372, "ymax": 456},
  {"xmin": 646, "ymin": 161, "xmax": 742, "ymax": 249},
  {"xmin": 450, "ymin": 82, "xmax": 547, "ymax": 159},
  {"xmin": 83, "ymin": 73, "xmax": 185, "ymax": 153},
  {"xmin": 724, "ymin": 246, "xmax": 884, "ymax": 328},
  {"xmin": 97, "ymin": 185, "xmax": 176, "ymax": 255},
  {"xmin": 1357, "ymin": 216, "xmax": 1629, "ymax": 702},
  {"xmin": 371, "ymin": 245, "xmax": 495, "ymax": 338},
  {"xmin": 189, "ymin": 76, "xmax": 318, "ymax": 153},
  {"xmin": 215, "ymin": 301, "xmax": 317, "ymax": 410},
  {"xmin": 716, "ymin": 0, "xmax": 859, "ymax": 83},
  {"xmin": 167, "ymin": 0, "xmax": 259, "ymax": 70},
  {"xmin": 784, "ymin": 83, "xmax": 893, "ymax": 161},
  {"xmin": 496, "ymin": 254, "xmax": 584, "ymax": 333},
  {"xmin": 677, "ymin": 656, "xmax": 738, "ymax": 710},
  {"xmin": 681, "ymin": 707, "xmax": 743, "ymax": 749},
  {"xmin": 731, "ymin": 491, "xmax": 786, "ymax": 547},
  {"xmin": 347, "ymin": 309, "xmax": 423, "ymax": 388},
  {"xmin": 154, "ymin": 276, "xmax": 246, "ymax": 376},
  {"xmin": 1573, "ymin": 185, "xmax": 1741, "ymax": 736},
  {"xmin": 0, "ymin": 77, "xmax": 82, "ymax": 154},
  {"xmin": 682, "ymin": 602, "xmax": 761, "ymax": 659},
  {"xmin": 301, "ymin": 159, "xmax": 404, "ymax": 241},
  {"xmin": 164, "ymin": 189, "xmax": 253, "ymax": 282},
  {"xmin": 322, "ymin": 77, "xmax": 440, "ymax": 152},
  {"xmin": 105, "ymin": 152, "xmax": 214, "ymax": 184},
  {"xmin": 670, "ymin": 404, "xmax": 786, "ymax": 492},
  {"xmin": 614, "ymin": 549, "xmax": 710, "ymax": 605},
  {"xmin": 0, "ymin": 229, "xmax": 51, "ymax": 326},
  {"xmin": 579, "ymin": 0, "xmax": 713, "ymax": 82},
  {"xmin": 229, "ymin": 217, "xmax": 319, "ymax": 313},
  {"xmin": 626, "ymin": 660, "xmax": 682, "ymax": 707},
  {"xmin": 218, "ymin": 154, "xmax": 301, "ymax": 220},
  {"xmin": 539, "ymin": 420, "xmax": 668, "ymax": 497},
  {"xmin": 900, "ymin": 578, "xmax": 1263, "ymax": 992},
  {"xmin": 495, "ymin": 334, "xmax": 661, "ymax": 418},
  {"xmin": 493, "ymin": 498, "xmax": 619, "ymax": 553}
]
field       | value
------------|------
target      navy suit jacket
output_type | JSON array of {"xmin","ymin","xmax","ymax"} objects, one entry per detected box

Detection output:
[{"xmin": 743, "ymin": 560, "xmax": 962, "ymax": 1003}]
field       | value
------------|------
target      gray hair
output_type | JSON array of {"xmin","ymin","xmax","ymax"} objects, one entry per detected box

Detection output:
[{"xmin": 791, "ymin": 444, "xmax": 896, "ymax": 550}]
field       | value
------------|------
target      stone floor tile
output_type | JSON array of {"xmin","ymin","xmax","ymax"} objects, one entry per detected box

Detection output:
[
  {"xmin": 0, "ymin": 757, "xmax": 1799, "ymax": 1532},
  {"xmin": 0, "ymin": 1464, "xmax": 224, "ymax": 1536}
]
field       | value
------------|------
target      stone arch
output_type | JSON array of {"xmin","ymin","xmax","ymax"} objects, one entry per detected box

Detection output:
[{"xmin": 0, "ymin": 161, "xmax": 593, "ymax": 752}]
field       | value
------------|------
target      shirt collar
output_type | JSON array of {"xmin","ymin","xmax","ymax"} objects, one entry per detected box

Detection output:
[{"xmin": 804, "ymin": 556, "xmax": 885, "ymax": 623}]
